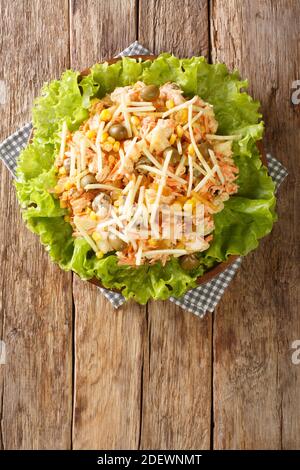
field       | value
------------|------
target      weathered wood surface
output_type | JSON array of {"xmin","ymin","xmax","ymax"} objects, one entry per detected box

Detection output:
[
  {"xmin": 139, "ymin": 0, "xmax": 209, "ymax": 57},
  {"xmin": 139, "ymin": 0, "xmax": 212, "ymax": 450},
  {"xmin": 69, "ymin": 0, "xmax": 146, "ymax": 450},
  {"xmin": 139, "ymin": 302, "xmax": 212, "ymax": 450},
  {"xmin": 0, "ymin": 0, "xmax": 73, "ymax": 450},
  {"xmin": 0, "ymin": 0, "xmax": 299, "ymax": 450},
  {"xmin": 211, "ymin": 0, "xmax": 300, "ymax": 450}
]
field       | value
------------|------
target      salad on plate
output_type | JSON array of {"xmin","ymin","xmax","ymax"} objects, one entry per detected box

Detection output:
[{"xmin": 16, "ymin": 54, "xmax": 276, "ymax": 304}]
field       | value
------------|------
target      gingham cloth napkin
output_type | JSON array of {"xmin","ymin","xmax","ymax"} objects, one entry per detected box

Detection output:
[{"xmin": 0, "ymin": 41, "xmax": 288, "ymax": 317}]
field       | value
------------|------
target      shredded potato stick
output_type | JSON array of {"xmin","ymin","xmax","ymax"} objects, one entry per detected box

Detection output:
[{"xmin": 187, "ymin": 155, "xmax": 193, "ymax": 197}]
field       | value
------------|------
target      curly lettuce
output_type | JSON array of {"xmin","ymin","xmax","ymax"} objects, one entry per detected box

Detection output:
[{"xmin": 15, "ymin": 54, "xmax": 276, "ymax": 304}]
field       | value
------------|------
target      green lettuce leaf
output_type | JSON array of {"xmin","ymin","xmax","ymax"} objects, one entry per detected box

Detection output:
[{"xmin": 15, "ymin": 54, "xmax": 277, "ymax": 304}]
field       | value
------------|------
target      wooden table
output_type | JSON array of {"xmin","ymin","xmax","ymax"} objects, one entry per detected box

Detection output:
[{"xmin": 0, "ymin": 0, "xmax": 299, "ymax": 450}]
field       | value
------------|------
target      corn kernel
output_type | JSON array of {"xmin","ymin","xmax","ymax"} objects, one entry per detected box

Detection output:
[
  {"xmin": 130, "ymin": 116, "xmax": 140, "ymax": 126},
  {"xmin": 113, "ymin": 141, "xmax": 120, "ymax": 152},
  {"xmin": 85, "ymin": 207, "xmax": 91, "ymax": 214},
  {"xmin": 185, "ymin": 198, "xmax": 193, "ymax": 205},
  {"xmin": 64, "ymin": 214, "xmax": 70, "ymax": 222},
  {"xmin": 99, "ymin": 109, "xmax": 112, "ymax": 122},
  {"xmin": 176, "ymin": 195, "xmax": 187, "ymax": 205},
  {"xmin": 54, "ymin": 185, "xmax": 62, "ymax": 194},
  {"xmin": 90, "ymin": 211, "xmax": 97, "ymax": 220},
  {"xmin": 96, "ymin": 251, "xmax": 104, "ymax": 259},
  {"xmin": 102, "ymin": 142, "xmax": 113, "ymax": 152},
  {"xmin": 188, "ymin": 144, "xmax": 195, "ymax": 156},
  {"xmin": 92, "ymin": 231, "xmax": 102, "ymax": 242},
  {"xmin": 114, "ymin": 195, "xmax": 123, "ymax": 207},
  {"xmin": 64, "ymin": 181, "xmax": 73, "ymax": 190},
  {"xmin": 60, "ymin": 200, "xmax": 68, "ymax": 208},
  {"xmin": 107, "ymin": 136, "xmax": 115, "ymax": 144},
  {"xmin": 169, "ymin": 133, "xmax": 177, "ymax": 145},
  {"xmin": 86, "ymin": 129, "xmax": 96, "ymax": 139},
  {"xmin": 132, "ymin": 126, "xmax": 139, "ymax": 137},
  {"xmin": 176, "ymin": 125, "xmax": 184, "ymax": 138},
  {"xmin": 100, "ymin": 132, "xmax": 109, "ymax": 143},
  {"xmin": 166, "ymin": 99, "xmax": 175, "ymax": 109},
  {"xmin": 148, "ymin": 238, "xmax": 158, "ymax": 247},
  {"xmin": 59, "ymin": 166, "xmax": 66, "ymax": 175}
]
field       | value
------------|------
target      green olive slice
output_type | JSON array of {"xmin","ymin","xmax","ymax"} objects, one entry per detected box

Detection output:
[
  {"xmin": 180, "ymin": 254, "xmax": 201, "ymax": 271},
  {"xmin": 108, "ymin": 124, "xmax": 128, "ymax": 141}
]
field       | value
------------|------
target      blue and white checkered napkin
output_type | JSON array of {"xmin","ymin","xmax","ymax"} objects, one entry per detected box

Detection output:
[{"xmin": 0, "ymin": 41, "xmax": 288, "ymax": 317}]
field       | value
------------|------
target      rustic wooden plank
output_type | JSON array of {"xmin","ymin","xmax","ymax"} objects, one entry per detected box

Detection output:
[
  {"xmin": 139, "ymin": 0, "xmax": 209, "ymax": 56},
  {"xmin": 139, "ymin": 303, "xmax": 212, "ymax": 450},
  {"xmin": 0, "ymin": 0, "xmax": 73, "ymax": 449},
  {"xmin": 69, "ymin": 0, "xmax": 146, "ymax": 450},
  {"xmin": 138, "ymin": 0, "xmax": 212, "ymax": 450},
  {"xmin": 211, "ymin": 0, "xmax": 300, "ymax": 449},
  {"xmin": 72, "ymin": 281, "xmax": 145, "ymax": 449},
  {"xmin": 70, "ymin": 0, "xmax": 138, "ymax": 66}
]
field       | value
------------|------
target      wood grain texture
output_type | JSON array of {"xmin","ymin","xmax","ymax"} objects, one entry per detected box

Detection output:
[
  {"xmin": 0, "ymin": 0, "xmax": 73, "ymax": 449},
  {"xmin": 69, "ymin": 0, "xmax": 146, "ymax": 450},
  {"xmin": 139, "ymin": 0, "xmax": 209, "ymax": 56},
  {"xmin": 72, "ymin": 279, "xmax": 145, "ymax": 449},
  {"xmin": 211, "ymin": 0, "xmax": 300, "ymax": 449},
  {"xmin": 70, "ymin": 0, "xmax": 137, "ymax": 68},
  {"xmin": 138, "ymin": 0, "xmax": 212, "ymax": 450},
  {"xmin": 1, "ymin": 0, "xmax": 299, "ymax": 451}
]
